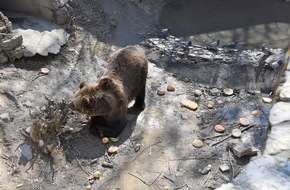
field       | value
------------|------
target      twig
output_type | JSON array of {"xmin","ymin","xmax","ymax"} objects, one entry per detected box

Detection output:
[
  {"xmin": 128, "ymin": 172, "xmax": 148, "ymax": 185},
  {"xmin": 201, "ymin": 133, "xmax": 228, "ymax": 140},
  {"xmin": 241, "ymin": 125, "xmax": 254, "ymax": 132},
  {"xmin": 203, "ymin": 171, "xmax": 211, "ymax": 185},
  {"xmin": 75, "ymin": 157, "xmax": 91, "ymax": 176},
  {"xmin": 129, "ymin": 140, "xmax": 161, "ymax": 165},
  {"xmin": 174, "ymin": 183, "xmax": 188, "ymax": 190},
  {"xmin": 149, "ymin": 170, "xmax": 163, "ymax": 186},
  {"xmin": 234, "ymin": 168, "xmax": 243, "ymax": 178},
  {"xmin": 228, "ymin": 150, "xmax": 234, "ymax": 182},
  {"xmin": 163, "ymin": 174, "xmax": 174, "ymax": 183}
]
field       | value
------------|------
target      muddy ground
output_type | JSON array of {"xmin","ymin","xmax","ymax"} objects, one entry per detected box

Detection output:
[{"xmin": 0, "ymin": 0, "xmax": 287, "ymax": 190}]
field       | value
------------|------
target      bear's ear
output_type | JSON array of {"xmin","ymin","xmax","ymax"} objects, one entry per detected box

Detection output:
[
  {"xmin": 79, "ymin": 82, "xmax": 87, "ymax": 89},
  {"xmin": 98, "ymin": 77, "xmax": 113, "ymax": 90}
]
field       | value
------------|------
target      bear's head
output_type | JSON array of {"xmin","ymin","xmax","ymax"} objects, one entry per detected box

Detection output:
[{"xmin": 68, "ymin": 77, "xmax": 119, "ymax": 116}]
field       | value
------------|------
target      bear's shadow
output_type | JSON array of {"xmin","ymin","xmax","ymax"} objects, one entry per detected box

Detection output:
[{"xmin": 60, "ymin": 107, "xmax": 142, "ymax": 161}]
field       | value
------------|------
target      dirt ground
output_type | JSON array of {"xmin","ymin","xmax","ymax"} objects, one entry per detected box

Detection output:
[{"xmin": 0, "ymin": 0, "xmax": 281, "ymax": 190}]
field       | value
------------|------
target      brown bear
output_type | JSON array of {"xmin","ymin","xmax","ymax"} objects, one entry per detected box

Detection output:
[{"xmin": 69, "ymin": 46, "xmax": 148, "ymax": 137}]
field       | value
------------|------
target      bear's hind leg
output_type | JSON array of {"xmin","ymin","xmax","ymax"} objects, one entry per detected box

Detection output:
[{"xmin": 133, "ymin": 84, "xmax": 146, "ymax": 110}]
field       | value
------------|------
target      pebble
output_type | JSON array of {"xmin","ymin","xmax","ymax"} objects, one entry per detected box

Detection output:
[
  {"xmin": 252, "ymin": 110, "xmax": 261, "ymax": 117},
  {"xmin": 40, "ymin": 68, "xmax": 49, "ymax": 74},
  {"xmin": 223, "ymin": 88, "xmax": 234, "ymax": 96},
  {"xmin": 192, "ymin": 139, "xmax": 203, "ymax": 148},
  {"xmin": 108, "ymin": 146, "xmax": 118, "ymax": 154},
  {"xmin": 210, "ymin": 88, "xmax": 220, "ymax": 96},
  {"xmin": 194, "ymin": 89, "xmax": 203, "ymax": 96},
  {"xmin": 135, "ymin": 143, "xmax": 141, "ymax": 152},
  {"xmin": 200, "ymin": 164, "xmax": 212, "ymax": 174},
  {"xmin": 219, "ymin": 164, "xmax": 230, "ymax": 172},
  {"xmin": 262, "ymin": 97, "xmax": 272, "ymax": 103},
  {"xmin": 214, "ymin": 124, "xmax": 225, "ymax": 133},
  {"xmin": 0, "ymin": 113, "xmax": 10, "ymax": 122},
  {"xmin": 167, "ymin": 84, "xmax": 175, "ymax": 91},
  {"xmin": 206, "ymin": 101, "xmax": 214, "ymax": 109},
  {"xmin": 239, "ymin": 118, "xmax": 250, "ymax": 126},
  {"xmin": 181, "ymin": 100, "xmax": 198, "ymax": 110},
  {"xmin": 101, "ymin": 161, "xmax": 114, "ymax": 168},
  {"xmin": 38, "ymin": 139, "xmax": 44, "ymax": 148},
  {"xmin": 232, "ymin": 128, "xmax": 241, "ymax": 138},
  {"xmin": 157, "ymin": 89, "xmax": 166, "ymax": 96}
]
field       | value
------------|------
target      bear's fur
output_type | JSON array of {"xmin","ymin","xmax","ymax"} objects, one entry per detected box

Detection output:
[{"xmin": 69, "ymin": 46, "xmax": 148, "ymax": 137}]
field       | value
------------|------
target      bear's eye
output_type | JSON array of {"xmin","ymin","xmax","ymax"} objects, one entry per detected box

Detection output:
[{"xmin": 81, "ymin": 97, "xmax": 90, "ymax": 108}]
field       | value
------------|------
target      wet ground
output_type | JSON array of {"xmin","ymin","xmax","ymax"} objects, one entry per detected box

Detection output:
[{"xmin": 0, "ymin": 0, "xmax": 287, "ymax": 189}]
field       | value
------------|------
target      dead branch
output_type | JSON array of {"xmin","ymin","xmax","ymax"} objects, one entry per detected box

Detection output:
[
  {"xmin": 174, "ymin": 183, "xmax": 188, "ymax": 190},
  {"xmin": 149, "ymin": 170, "xmax": 163, "ymax": 186},
  {"xmin": 203, "ymin": 171, "xmax": 211, "ymax": 185},
  {"xmin": 128, "ymin": 172, "xmax": 148, "ymax": 185},
  {"xmin": 75, "ymin": 157, "xmax": 91, "ymax": 176},
  {"xmin": 228, "ymin": 150, "xmax": 234, "ymax": 182},
  {"xmin": 163, "ymin": 174, "xmax": 174, "ymax": 183}
]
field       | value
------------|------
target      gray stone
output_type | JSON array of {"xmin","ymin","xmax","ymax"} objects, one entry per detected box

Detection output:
[
  {"xmin": 234, "ymin": 155, "xmax": 290, "ymax": 190},
  {"xmin": 0, "ymin": 51, "xmax": 8, "ymax": 64},
  {"xmin": 194, "ymin": 89, "xmax": 203, "ymax": 96},
  {"xmin": 0, "ymin": 113, "xmax": 10, "ymax": 122},
  {"xmin": 210, "ymin": 88, "xmax": 221, "ymax": 96},
  {"xmin": 200, "ymin": 164, "xmax": 212, "ymax": 174},
  {"xmin": 219, "ymin": 164, "xmax": 230, "ymax": 172},
  {"xmin": 265, "ymin": 121, "xmax": 290, "ymax": 155},
  {"xmin": 0, "ymin": 34, "xmax": 23, "ymax": 50},
  {"xmin": 53, "ymin": 5, "xmax": 73, "ymax": 25},
  {"xmin": 227, "ymin": 140, "xmax": 258, "ymax": 158},
  {"xmin": 269, "ymin": 102, "xmax": 290, "ymax": 126}
]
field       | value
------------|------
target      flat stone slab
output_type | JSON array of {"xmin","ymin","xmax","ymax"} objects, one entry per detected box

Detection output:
[
  {"xmin": 265, "ymin": 121, "xmax": 290, "ymax": 155},
  {"xmin": 7, "ymin": 12, "xmax": 69, "ymax": 57},
  {"xmin": 269, "ymin": 102, "xmax": 290, "ymax": 126}
]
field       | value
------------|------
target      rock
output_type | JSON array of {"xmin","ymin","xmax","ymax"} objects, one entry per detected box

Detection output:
[
  {"xmin": 214, "ymin": 124, "xmax": 225, "ymax": 133},
  {"xmin": 200, "ymin": 164, "xmax": 212, "ymax": 174},
  {"xmin": 192, "ymin": 139, "xmax": 203, "ymax": 148},
  {"xmin": 223, "ymin": 88, "xmax": 234, "ymax": 96},
  {"xmin": 219, "ymin": 164, "xmax": 230, "ymax": 172},
  {"xmin": 181, "ymin": 100, "xmax": 198, "ymax": 110},
  {"xmin": 194, "ymin": 89, "xmax": 203, "ymax": 96},
  {"xmin": 54, "ymin": 5, "xmax": 72, "ymax": 25},
  {"xmin": 38, "ymin": 139, "xmax": 44, "ymax": 148},
  {"xmin": 108, "ymin": 146, "xmax": 118, "ymax": 154},
  {"xmin": 0, "ymin": 34, "xmax": 23, "ymax": 50},
  {"xmin": 264, "ymin": 121, "xmax": 290, "ymax": 155},
  {"xmin": 269, "ymin": 102, "xmax": 290, "ymax": 126},
  {"xmin": 135, "ymin": 144, "xmax": 141, "ymax": 152},
  {"xmin": 227, "ymin": 140, "xmax": 258, "ymax": 158},
  {"xmin": 232, "ymin": 128, "xmax": 241, "ymax": 138},
  {"xmin": 206, "ymin": 101, "xmax": 215, "ymax": 109},
  {"xmin": 239, "ymin": 118, "xmax": 250, "ymax": 126},
  {"xmin": 0, "ymin": 51, "xmax": 8, "ymax": 64},
  {"xmin": 167, "ymin": 84, "xmax": 175, "ymax": 91},
  {"xmin": 101, "ymin": 161, "xmax": 114, "ymax": 168},
  {"xmin": 210, "ymin": 88, "xmax": 220, "ymax": 96},
  {"xmin": 262, "ymin": 97, "xmax": 272, "ymax": 103},
  {"xmin": 157, "ymin": 89, "xmax": 166, "ymax": 95},
  {"xmin": 0, "ymin": 112, "xmax": 10, "ymax": 122},
  {"xmin": 251, "ymin": 110, "xmax": 261, "ymax": 117}
]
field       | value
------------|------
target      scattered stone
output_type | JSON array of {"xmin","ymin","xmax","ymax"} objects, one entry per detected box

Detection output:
[
  {"xmin": 90, "ymin": 158, "xmax": 98, "ymax": 165},
  {"xmin": 194, "ymin": 89, "xmax": 203, "ymax": 96},
  {"xmin": 102, "ymin": 137, "xmax": 109, "ymax": 144},
  {"xmin": 251, "ymin": 110, "xmax": 261, "ymax": 117},
  {"xmin": 38, "ymin": 139, "xmax": 44, "ymax": 148},
  {"xmin": 0, "ymin": 112, "xmax": 10, "ymax": 122},
  {"xmin": 181, "ymin": 100, "xmax": 198, "ymax": 110},
  {"xmin": 93, "ymin": 171, "xmax": 101, "ymax": 179},
  {"xmin": 223, "ymin": 88, "xmax": 234, "ymax": 96},
  {"xmin": 25, "ymin": 127, "xmax": 31, "ymax": 134},
  {"xmin": 135, "ymin": 143, "xmax": 141, "ymax": 152},
  {"xmin": 219, "ymin": 164, "xmax": 230, "ymax": 172},
  {"xmin": 0, "ymin": 34, "xmax": 23, "ymax": 50},
  {"xmin": 262, "ymin": 97, "xmax": 272, "ymax": 103},
  {"xmin": 40, "ymin": 68, "xmax": 50, "ymax": 75},
  {"xmin": 239, "ymin": 118, "xmax": 250, "ymax": 126},
  {"xmin": 214, "ymin": 124, "xmax": 225, "ymax": 133},
  {"xmin": 108, "ymin": 146, "xmax": 118, "ymax": 154},
  {"xmin": 200, "ymin": 164, "xmax": 212, "ymax": 174},
  {"xmin": 167, "ymin": 84, "xmax": 176, "ymax": 91},
  {"xmin": 181, "ymin": 113, "xmax": 188, "ymax": 120},
  {"xmin": 228, "ymin": 140, "xmax": 258, "ymax": 158},
  {"xmin": 192, "ymin": 139, "xmax": 203, "ymax": 148},
  {"xmin": 157, "ymin": 89, "xmax": 166, "ymax": 96},
  {"xmin": 206, "ymin": 101, "xmax": 215, "ymax": 109},
  {"xmin": 232, "ymin": 128, "xmax": 241, "ymax": 138},
  {"xmin": 101, "ymin": 161, "xmax": 114, "ymax": 168},
  {"xmin": 210, "ymin": 88, "xmax": 220, "ymax": 96}
]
